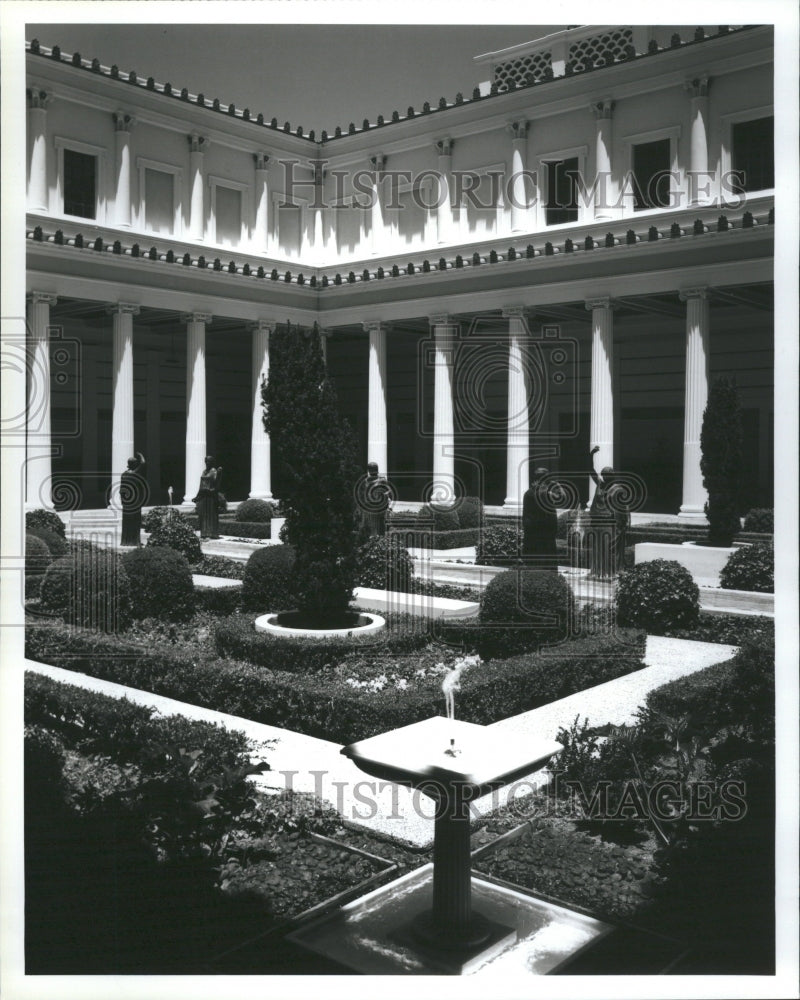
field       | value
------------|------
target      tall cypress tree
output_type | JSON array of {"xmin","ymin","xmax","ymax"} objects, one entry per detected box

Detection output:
[
  {"xmin": 700, "ymin": 377, "xmax": 743, "ymax": 546},
  {"xmin": 262, "ymin": 322, "xmax": 361, "ymax": 624}
]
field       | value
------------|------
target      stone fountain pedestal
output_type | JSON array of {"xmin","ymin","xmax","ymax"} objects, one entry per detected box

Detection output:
[{"xmin": 287, "ymin": 716, "xmax": 617, "ymax": 975}]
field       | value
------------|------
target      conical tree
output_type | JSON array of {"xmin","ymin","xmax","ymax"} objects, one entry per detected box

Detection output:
[
  {"xmin": 700, "ymin": 376, "xmax": 743, "ymax": 546},
  {"xmin": 262, "ymin": 322, "xmax": 361, "ymax": 624}
]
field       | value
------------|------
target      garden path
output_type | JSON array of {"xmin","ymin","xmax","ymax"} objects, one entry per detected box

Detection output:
[{"xmin": 25, "ymin": 635, "xmax": 737, "ymax": 849}]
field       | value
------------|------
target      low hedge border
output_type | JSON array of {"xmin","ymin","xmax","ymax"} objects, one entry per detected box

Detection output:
[
  {"xmin": 25, "ymin": 623, "xmax": 645, "ymax": 744},
  {"xmin": 387, "ymin": 526, "xmax": 479, "ymax": 549},
  {"xmin": 182, "ymin": 515, "xmax": 273, "ymax": 540},
  {"xmin": 195, "ymin": 587, "xmax": 241, "ymax": 615}
]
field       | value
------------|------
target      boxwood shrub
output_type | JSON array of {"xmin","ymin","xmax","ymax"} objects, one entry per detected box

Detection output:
[
  {"xmin": 26, "ymin": 508, "xmax": 66, "ymax": 539},
  {"xmin": 142, "ymin": 506, "xmax": 183, "ymax": 533},
  {"xmin": 234, "ymin": 499, "xmax": 275, "ymax": 523},
  {"xmin": 354, "ymin": 535, "xmax": 414, "ymax": 591},
  {"xmin": 121, "ymin": 546, "xmax": 195, "ymax": 621},
  {"xmin": 418, "ymin": 503, "xmax": 460, "ymax": 532},
  {"xmin": 478, "ymin": 569, "xmax": 576, "ymax": 658},
  {"xmin": 388, "ymin": 526, "xmax": 479, "ymax": 549},
  {"xmin": 454, "ymin": 496, "xmax": 483, "ymax": 530},
  {"xmin": 26, "ymin": 623, "xmax": 645, "ymax": 744},
  {"xmin": 742, "ymin": 508, "xmax": 773, "ymax": 534},
  {"xmin": 146, "ymin": 511, "xmax": 202, "ymax": 563},
  {"xmin": 26, "ymin": 526, "xmax": 70, "ymax": 558},
  {"xmin": 616, "ymin": 559, "xmax": 700, "ymax": 632},
  {"xmin": 719, "ymin": 541, "xmax": 774, "ymax": 593},
  {"xmin": 25, "ymin": 532, "xmax": 52, "ymax": 598},
  {"xmin": 241, "ymin": 544, "xmax": 296, "ymax": 611},
  {"xmin": 39, "ymin": 548, "xmax": 132, "ymax": 632},
  {"xmin": 476, "ymin": 524, "xmax": 522, "ymax": 566}
]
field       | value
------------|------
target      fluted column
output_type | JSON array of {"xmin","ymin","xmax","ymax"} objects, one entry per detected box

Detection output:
[
  {"xmin": 364, "ymin": 321, "xmax": 388, "ymax": 473},
  {"xmin": 592, "ymin": 100, "xmax": 617, "ymax": 220},
  {"xmin": 435, "ymin": 138, "xmax": 455, "ymax": 245},
  {"xmin": 507, "ymin": 121, "xmax": 530, "ymax": 233},
  {"xmin": 586, "ymin": 297, "xmax": 615, "ymax": 502},
  {"xmin": 25, "ymin": 292, "xmax": 57, "ymax": 509},
  {"xmin": 182, "ymin": 312, "xmax": 212, "ymax": 504},
  {"xmin": 249, "ymin": 320, "xmax": 274, "ymax": 499},
  {"xmin": 679, "ymin": 288, "xmax": 710, "ymax": 518},
  {"xmin": 112, "ymin": 111, "xmax": 136, "ymax": 228},
  {"xmin": 108, "ymin": 303, "xmax": 140, "ymax": 508},
  {"xmin": 27, "ymin": 88, "xmax": 50, "ymax": 212},
  {"xmin": 686, "ymin": 77, "xmax": 711, "ymax": 206},
  {"xmin": 254, "ymin": 152, "xmax": 270, "ymax": 252},
  {"xmin": 503, "ymin": 307, "xmax": 530, "ymax": 508},
  {"xmin": 188, "ymin": 133, "xmax": 207, "ymax": 242},
  {"xmin": 430, "ymin": 315, "xmax": 457, "ymax": 503},
  {"xmin": 370, "ymin": 154, "xmax": 386, "ymax": 255}
]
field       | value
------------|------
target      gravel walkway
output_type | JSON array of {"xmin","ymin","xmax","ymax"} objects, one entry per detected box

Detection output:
[{"xmin": 24, "ymin": 635, "xmax": 737, "ymax": 849}]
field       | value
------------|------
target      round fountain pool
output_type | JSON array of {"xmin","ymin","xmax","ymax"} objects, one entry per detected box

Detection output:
[{"xmin": 254, "ymin": 610, "xmax": 386, "ymax": 639}]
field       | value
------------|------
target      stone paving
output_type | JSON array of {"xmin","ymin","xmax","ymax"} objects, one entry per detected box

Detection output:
[{"xmin": 24, "ymin": 634, "xmax": 738, "ymax": 850}]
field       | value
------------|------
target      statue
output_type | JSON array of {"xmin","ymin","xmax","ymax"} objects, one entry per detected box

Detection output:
[
  {"xmin": 521, "ymin": 467, "xmax": 558, "ymax": 570},
  {"xmin": 356, "ymin": 462, "xmax": 391, "ymax": 540},
  {"xmin": 120, "ymin": 451, "xmax": 146, "ymax": 547},
  {"xmin": 588, "ymin": 447, "xmax": 630, "ymax": 578},
  {"xmin": 193, "ymin": 456, "xmax": 222, "ymax": 539}
]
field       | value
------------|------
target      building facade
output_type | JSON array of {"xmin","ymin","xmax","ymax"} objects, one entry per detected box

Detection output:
[{"xmin": 25, "ymin": 25, "xmax": 774, "ymax": 517}]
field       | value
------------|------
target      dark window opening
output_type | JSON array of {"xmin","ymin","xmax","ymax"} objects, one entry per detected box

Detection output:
[
  {"xmin": 732, "ymin": 116, "xmax": 774, "ymax": 192},
  {"xmin": 545, "ymin": 157, "xmax": 579, "ymax": 225},
  {"xmin": 63, "ymin": 149, "xmax": 97, "ymax": 219},
  {"xmin": 632, "ymin": 139, "xmax": 672, "ymax": 210}
]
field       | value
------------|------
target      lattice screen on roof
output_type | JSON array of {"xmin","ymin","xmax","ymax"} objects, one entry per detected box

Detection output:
[
  {"xmin": 493, "ymin": 48, "xmax": 552, "ymax": 90},
  {"xmin": 568, "ymin": 28, "xmax": 633, "ymax": 71}
]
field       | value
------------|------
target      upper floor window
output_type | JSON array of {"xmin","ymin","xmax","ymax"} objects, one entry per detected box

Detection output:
[
  {"xmin": 544, "ymin": 158, "xmax": 579, "ymax": 225},
  {"xmin": 632, "ymin": 139, "xmax": 671, "ymax": 210},
  {"xmin": 732, "ymin": 116, "xmax": 774, "ymax": 192},
  {"xmin": 63, "ymin": 148, "xmax": 96, "ymax": 219}
]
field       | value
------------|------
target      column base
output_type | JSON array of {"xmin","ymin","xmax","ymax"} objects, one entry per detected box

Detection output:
[
  {"xmin": 678, "ymin": 505, "xmax": 709, "ymax": 522},
  {"xmin": 247, "ymin": 491, "xmax": 274, "ymax": 501},
  {"xmin": 502, "ymin": 499, "xmax": 522, "ymax": 511}
]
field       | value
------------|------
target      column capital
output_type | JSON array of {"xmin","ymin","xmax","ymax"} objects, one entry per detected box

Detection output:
[
  {"xmin": 113, "ymin": 110, "xmax": 137, "ymax": 132},
  {"xmin": 679, "ymin": 286, "xmax": 710, "ymax": 302},
  {"xmin": 369, "ymin": 153, "xmax": 385, "ymax": 171},
  {"xmin": 249, "ymin": 318, "xmax": 275, "ymax": 334},
  {"xmin": 181, "ymin": 311, "xmax": 213, "ymax": 325},
  {"xmin": 363, "ymin": 320, "xmax": 385, "ymax": 335},
  {"xmin": 506, "ymin": 120, "xmax": 528, "ymax": 141},
  {"xmin": 26, "ymin": 87, "xmax": 52, "ymax": 110},
  {"xmin": 684, "ymin": 75, "xmax": 710, "ymax": 98},
  {"xmin": 591, "ymin": 99, "xmax": 615, "ymax": 120},
  {"xmin": 584, "ymin": 296, "xmax": 615, "ymax": 312},
  {"xmin": 106, "ymin": 302, "xmax": 140, "ymax": 317},
  {"xmin": 435, "ymin": 137, "xmax": 454, "ymax": 156},
  {"xmin": 28, "ymin": 291, "xmax": 58, "ymax": 307},
  {"xmin": 428, "ymin": 313, "xmax": 457, "ymax": 327},
  {"xmin": 188, "ymin": 132, "xmax": 208, "ymax": 153},
  {"xmin": 253, "ymin": 151, "xmax": 270, "ymax": 170},
  {"xmin": 502, "ymin": 305, "xmax": 529, "ymax": 320}
]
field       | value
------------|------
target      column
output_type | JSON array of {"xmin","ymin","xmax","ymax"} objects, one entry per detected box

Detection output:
[
  {"xmin": 25, "ymin": 292, "xmax": 57, "ymax": 509},
  {"xmin": 586, "ymin": 297, "xmax": 615, "ymax": 502},
  {"xmin": 108, "ymin": 303, "xmax": 140, "ymax": 507},
  {"xmin": 507, "ymin": 121, "xmax": 530, "ymax": 233},
  {"xmin": 27, "ymin": 88, "xmax": 50, "ymax": 212},
  {"xmin": 112, "ymin": 111, "xmax": 136, "ymax": 228},
  {"xmin": 364, "ymin": 321, "xmax": 388, "ymax": 474},
  {"xmin": 678, "ymin": 288, "xmax": 710, "ymax": 518},
  {"xmin": 249, "ymin": 319, "xmax": 274, "ymax": 499},
  {"xmin": 430, "ymin": 315, "xmax": 457, "ymax": 504},
  {"xmin": 188, "ymin": 133, "xmax": 207, "ymax": 242},
  {"xmin": 312, "ymin": 162, "xmax": 325, "ymax": 261},
  {"xmin": 685, "ymin": 77, "xmax": 711, "ymax": 206},
  {"xmin": 503, "ymin": 307, "xmax": 530, "ymax": 508},
  {"xmin": 254, "ymin": 152, "xmax": 270, "ymax": 252},
  {"xmin": 592, "ymin": 100, "xmax": 617, "ymax": 221},
  {"xmin": 370, "ymin": 154, "xmax": 386, "ymax": 255},
  {"xmin": 181, "ymin": 312, "xmax": 211, "ymax": 504},
  {"xmin": 435, "ymin": 138, "xmax": 455, "ymax": 245}
]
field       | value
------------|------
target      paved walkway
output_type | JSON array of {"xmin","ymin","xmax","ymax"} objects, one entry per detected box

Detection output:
[{"xmin": 25, "ymin": 634, "xmax": 737, "ymax": 849}]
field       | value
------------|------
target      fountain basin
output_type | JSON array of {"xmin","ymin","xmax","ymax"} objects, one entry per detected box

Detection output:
[{"xmin": 254, "ymin": 610, "xmax": 385, "ymax": 639}]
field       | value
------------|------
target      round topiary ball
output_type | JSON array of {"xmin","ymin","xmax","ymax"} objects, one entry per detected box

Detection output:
[
  {"xmin": 121, "ymin": 546, "xmax": 195, "ymax": 620},
  {"xmin": 742, "ymin": 508, "xmax": 773, "ymax": 534},
  {"xmin": 26, "ymin": 525, "xmax": 70, "ymax": 558},
  {"xmin": 142, "ymin": 506, "xmax": 182, "ymax": 532},
  {"xmin": 40, "ymin": 547, "xmax": 132, "ymax": 632},
  {"xmin": 26, "ymin": 508, "xmax": 66, "ymax": 539},
  {"xmin": 478, "ymin": 568, "xmax": 576, "ymax": 657},
  {"xmin": 354, "ymin": 535, "xmax": 414, "ymax": 592},
  {"xmin": 616, "ymin": 559, "xmax": 700, "ymax": 632},
  {"xmin": 454, "ymin": 496, "xmax": 483, "ymax": 530},
  {"xmin": 242, "ymin": 544, "xmax": 296, "ymax": 611},
  {"xmin": 417, "ymin": 503, "xmax": 460, "ymax": 532},
  {"xmin": 719, "ymin": 541, "xmax": 774, "ymax": 593},
  {"xmin": 235, "ymin": 499, "xmax": 275, "ymax": 523},
  {"xmin": 25, "ymin": 532, "xmax": 52, "ymax": 598},
  {"xmin": 476, "ymin": 524, "xmax": 522, "ymax": 566},
  {"xmin": 146, "ymin": 510, "xmax": 202, "ymax": 563}
]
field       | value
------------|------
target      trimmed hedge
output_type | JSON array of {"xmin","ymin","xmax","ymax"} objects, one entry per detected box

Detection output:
[
  {"xmin": 476, "ymin": 524, "xmax": 522, "ymax": 566},
  {"xmin": 195, "ymin": 585, "xmax": 241, "ymax": 615},
  {"xmin": 146, "ymin": 511, "xmax": 202, "ymax": 563},
  {"xmin": 39, "ymin": 548, "xmax": 132, "ymax": 632},
  {"xmin": 478, "ymin": 569, "xmax": 576, "ymax": 658},
  {"xmin": 719, "ymin": 541, "xmax": 773, "ymax": 593},
  {"xmin": 241, "ymin": 545, "xmax": 296, "ymax": 611},
  {"xmin": 25, "ymin": 533, "xmax": 52, "ymax": 598},
  {"xmin": 121, "ymin": 546, "xmax": 195, "ymax": 621},
  {"xmin": 25, "ymin": 623, "xmax": 645, "ymax": 744},
  {"xmin": 354, "ymin": 535, "xmax": 414, "ymax": 591},
  {"xmin": 26, "ymin": 526, "xmax": 70, "ymax": 558},
  {"xmin": 184, "ymin": 515, "xmax": 273, "ymax": 540},
  {"xmin": 26, "ymin": 508, "xmax": 66, "ymax": 539},
  {"xmin": 616, "ymin": 559, "xmax": 700, "ymax": 632},
  {"xmin": 454, "ymin": 496, "xmax": 483, "ymax": 530},
  {"xmin": 417, "ymin": 503, "xmax": 460, "ymax": 532},
  {"xmin": 388, "ymin": 526, "xmax": 479, "ymax": 549},
  {"xmin": 743, "ymin": 508, "xmax": 773, "ymax": 534},
  {"xmin": 234, "ymin": 499, "xmax": 275, "ymax": 523}
]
